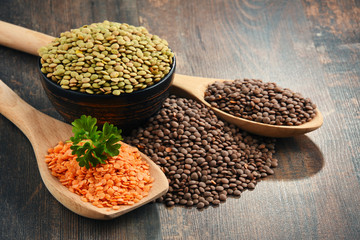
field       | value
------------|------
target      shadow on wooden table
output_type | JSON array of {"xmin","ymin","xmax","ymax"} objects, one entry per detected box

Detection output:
[{"xmin": 266, "ymin": 135, "xmax": 324, "ymax": 181}]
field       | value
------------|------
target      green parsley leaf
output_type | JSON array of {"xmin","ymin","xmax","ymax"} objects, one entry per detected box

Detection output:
[{"xmin": 69, "ymin": 115, "xmax": 123, "ymax": 169}]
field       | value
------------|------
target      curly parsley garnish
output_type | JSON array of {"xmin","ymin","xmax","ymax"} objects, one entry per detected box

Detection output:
[{"xmin": 69, "ymin": 115, "xmax": 123, "ymax": 169}]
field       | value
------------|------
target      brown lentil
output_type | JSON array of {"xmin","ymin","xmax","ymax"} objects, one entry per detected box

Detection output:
[
  {"xmin": 125, "ymin": 95, "xmax": 277, "ymax": 209},
  {"xmin": 204, "ymin": 79, "xmax": 317, "ymax": 126}
]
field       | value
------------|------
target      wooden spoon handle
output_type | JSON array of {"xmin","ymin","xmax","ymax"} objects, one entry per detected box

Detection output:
[
  {"xmin": 0, "ymin": 80, "xmax": 47, "ymax": 141},
  {"xmin": 0, "ymin": 21, "xmax": 54, "ymax": 56},
  {"xmin": 0, "ymin": 80, "xmax": 37, "ymax": 137},
  {"xmin": 172, "ymin": 74, "xmax": 228, "ymax": 105}
]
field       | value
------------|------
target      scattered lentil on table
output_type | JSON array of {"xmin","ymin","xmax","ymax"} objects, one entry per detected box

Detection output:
[
  {"xmin": 125, "ymin": 95, "xmax": 278, "ymax": 209},
  {"xmin": 204, "ymin": 79, "xmax": 317, "ymax": 126},
  {"xmin": 39, "ymin": 20, "xmax": 174, "ymax": 95},
  {"xmin": 46, "ymin": 141, "xmax": 153, "ymax": 210}
]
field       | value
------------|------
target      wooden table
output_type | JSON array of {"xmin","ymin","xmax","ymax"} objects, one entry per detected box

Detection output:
[{"xmin": 0, "ymin": 0, "xmax": 359, "ymax": 239}]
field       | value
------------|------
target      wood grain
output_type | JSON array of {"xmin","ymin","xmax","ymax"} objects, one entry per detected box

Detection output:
[{"xmin": 0, "ymin": 0, "xmax": 359, "ymax": 239}]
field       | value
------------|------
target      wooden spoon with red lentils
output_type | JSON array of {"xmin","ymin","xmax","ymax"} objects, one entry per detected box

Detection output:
[{"xmin": 0, "ymin": 80, "xmax": 169, "ymax": 219}]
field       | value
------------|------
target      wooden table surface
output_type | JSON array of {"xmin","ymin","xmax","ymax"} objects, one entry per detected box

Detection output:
[{"xmin": 0, "ymin": 0, "xmax": 359, "ymax": 239}]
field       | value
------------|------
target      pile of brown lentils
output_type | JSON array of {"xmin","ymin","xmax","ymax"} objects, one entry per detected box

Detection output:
[
  {"xmin": 39, "ymin": 21, "xmax": 174, "ymax": 95},
  {"xmin": 204, "ymin": 79, "xmax": 317, "ymax": 126},
  {"xmin": 125, "ymin": 95, "xmax": 278, "ymax": 209}
]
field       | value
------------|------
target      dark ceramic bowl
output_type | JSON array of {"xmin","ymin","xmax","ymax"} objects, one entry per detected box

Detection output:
[{"xmin": 39, "ymin": 57, "xmax": 176, "ymax": 132}]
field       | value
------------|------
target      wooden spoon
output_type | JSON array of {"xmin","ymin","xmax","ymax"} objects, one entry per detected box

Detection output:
[
  {"xmin": 0, "ymin": 21, "xmax": 323, "ymax": 137},
  {"xmin": 171, "ymin": 74, "xmax": 323, "ymax": 137},
  {"xmin": 0, "ymin": 80, "xmax": 169, "ymax": 220}
]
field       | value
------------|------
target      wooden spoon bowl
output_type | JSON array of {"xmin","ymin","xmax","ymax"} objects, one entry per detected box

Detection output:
[
  {"xmin": 38, "ymin": 57, "xmax": 176, "ymax": 131},
  {"xmin": 0, "ymin": 80, "xmax": 169, "ymax": 220}
]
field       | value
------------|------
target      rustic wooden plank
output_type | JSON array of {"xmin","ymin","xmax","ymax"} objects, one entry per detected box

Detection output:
[
  {"xmin": 0, "ymin": 0, "xmax": 359, "ymax": 239},
  {"xmin": 300, "ymin": 1, "xmax": 360, "ymax": 238},
  {"xmin": 303, "ymin": 0, "xmax": 360, "ymax": 176},
  {"xmin": 137, "ymin": 0, "xmax": 360, "ymax": 239}
]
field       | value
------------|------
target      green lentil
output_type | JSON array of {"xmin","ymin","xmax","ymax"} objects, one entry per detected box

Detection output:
[
  {"xmin": 112, "ymin": 90, "xmax": 121, "ymax": 95},
  {"xmin": 39, "ymin": 20, "xmax": 174, "ymax": 95}
]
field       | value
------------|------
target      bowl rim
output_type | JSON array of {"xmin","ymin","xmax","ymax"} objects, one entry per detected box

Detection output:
[{"xmin": 38, "ymin": 56, "xmax": 176, "ymax": 98}]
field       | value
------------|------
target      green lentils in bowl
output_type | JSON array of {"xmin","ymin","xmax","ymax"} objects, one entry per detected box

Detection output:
[{"xmin": 38, "ymin": 20, "xmax": 175, "ymax": 95}]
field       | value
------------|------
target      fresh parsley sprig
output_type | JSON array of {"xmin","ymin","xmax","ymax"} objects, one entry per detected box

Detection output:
[{"xmin": 70, "ymin": 115, "xmax": 123, "ymax": 169}]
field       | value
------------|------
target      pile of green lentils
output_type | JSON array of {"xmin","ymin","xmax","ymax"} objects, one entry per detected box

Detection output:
[{"xmin": 39, "ymin": 20, "xmax": 174, "ymax": 95}]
